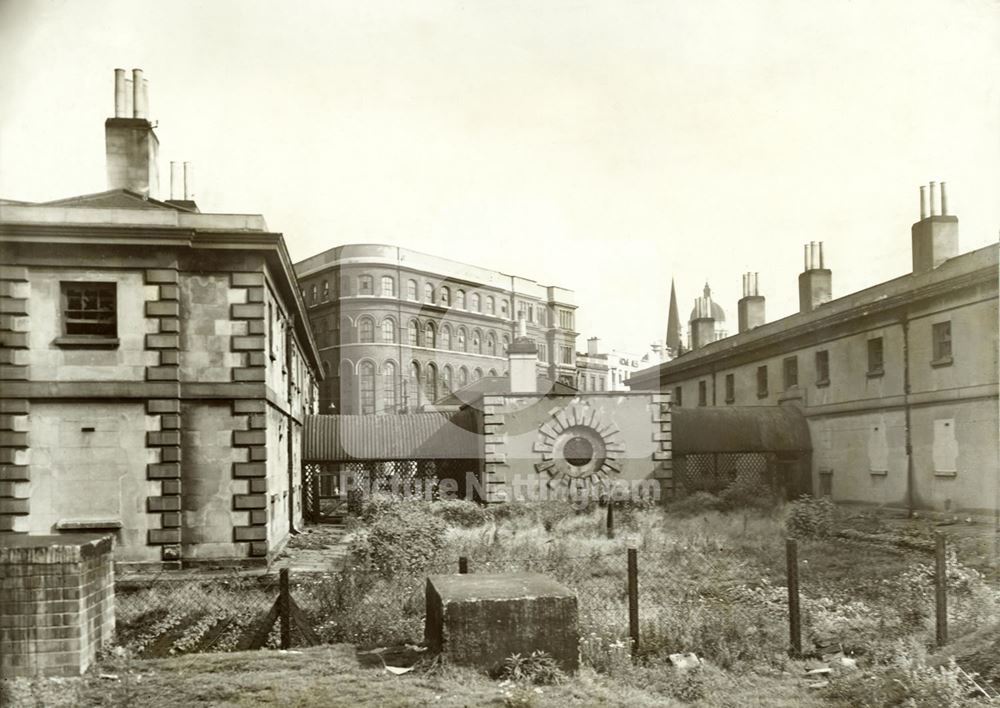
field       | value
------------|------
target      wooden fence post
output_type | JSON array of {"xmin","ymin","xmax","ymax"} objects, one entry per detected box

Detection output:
[
  {"xmin": 606, "ymin": 501, "xmax": 615, "ymax": 539},
  {"xmin": 935, "ymin": 533, "xmax": 948, "ymax": 647},
  {"xmin": 311, "ymin": 471, "xmax": 321, "ymax": 521},
  {"xmin": 458, "ymin": 556, "xmax": 468, "ymax": 574},
  {"xmin": 627, "ymin": 547, "xmax": 639, "ymax": 657},
  {"xmin": 786, "ymin": 538, "xmax": 802, "ymax": 657},
  {"xmin": 279, "ymin": 567, "xmax": 291, "ymax": 649}
]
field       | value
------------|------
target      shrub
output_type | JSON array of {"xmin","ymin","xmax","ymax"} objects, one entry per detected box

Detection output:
[
  {"xmin": 785, "ymin": 494, "xmax": 835, "ymax": 538},
  {"xmin": 498, "ymin": 650, "xmax": 565, "ymax": 685},
  {"xmin": 429, "ymin": 499, "xmax": 489, "ymax": 528},
  {"xmin": 823, "ymin": 653, "xmax": 988, "ymax": 707},
  {"xmin": 665, "ymin": 491, "xmax": 724, "ymax": 517},
  {"xmin": 349, "ymin": 502, "xmax": 447, "ymax": 575},
  {"xmin": 718, "ymin": 476, "xmax": 780, "ymax": 512}
]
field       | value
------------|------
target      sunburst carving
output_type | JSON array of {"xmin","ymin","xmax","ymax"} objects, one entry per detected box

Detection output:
[{"xmin": 532, "ymin": 401, "xmax": 625, "ymax": 491}]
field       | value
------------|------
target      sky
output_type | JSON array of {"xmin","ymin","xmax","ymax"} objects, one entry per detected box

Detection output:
[{"xmin": 1, "ymin": 0, "xmax": 998, "ymax": 354}]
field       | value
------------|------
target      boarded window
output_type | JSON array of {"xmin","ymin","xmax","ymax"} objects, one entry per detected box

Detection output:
[{"xmin": 756, "ymin": 365, "xmax": 768, "ymax": 398}]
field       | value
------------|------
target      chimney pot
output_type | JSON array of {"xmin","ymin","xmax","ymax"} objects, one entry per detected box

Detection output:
[
  {"xmin": 929, "ymin": 181, "xmax": 938, "ymax": 217},
  {"xmin": 940, "ymin": 181, "xmax": 948, "ymax": 216},
  {"xmin": 920, "ymin": 185, "xmax": 928, "ymax": 220},
  {"xmin": 132, "ymin": 69, "xmax": 145, "ymax": 118},
  {"xmin": 183, "ymin": 162, "xmax": 194, "ymax": 199},
  {"xmin": 114, "ymin": 69, "xmax": 126, "ymax": 118}
]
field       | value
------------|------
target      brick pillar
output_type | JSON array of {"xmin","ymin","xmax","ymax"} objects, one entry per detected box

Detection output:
[
  {"xmin": 0, "ymin": 266, "xmax": 30, "ymax": 533},
  {"xmin": 143, "ymin": 269, "xmax": 182, "ymax": 566},
  {"xmin": 650, "ymin": 392, "xmax": 673, "ymax": 499},
  {"xmin": 232, "ymin": 400, "xmax": 269, "ymax": 558},
  {"xmin": 0, "ymin": 535, "xmax": 115, "ymax": 677}
]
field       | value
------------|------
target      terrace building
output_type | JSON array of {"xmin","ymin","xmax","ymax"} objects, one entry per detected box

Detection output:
[
  {"xmin": 294, "ymin": 246, "xmax": 578, "ymax": 414},
  {"xmin": 628, "ymin": 183, "xmax": 999, "ymax": 518}
]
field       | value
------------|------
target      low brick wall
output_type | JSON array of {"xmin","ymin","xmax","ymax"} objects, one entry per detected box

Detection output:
[{"xmin": 0, "ymin": 534, "xmax": 115, "ymax": 677}]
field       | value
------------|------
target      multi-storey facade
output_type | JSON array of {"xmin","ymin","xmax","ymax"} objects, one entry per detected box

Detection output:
[
  {"xmin": 629, "ymin": 184, "xmax": 999, "ymax": 518},
  {"xmin": 294, "ymin": 245, "xmax": 578, "ymax": 414},
  {"xmin": 577, "ymin": 337, "xmax": 665, "ymax": 392},
  {"xmin": 0, "ymin": 70, "xmax": 321, "ymax": 567}
]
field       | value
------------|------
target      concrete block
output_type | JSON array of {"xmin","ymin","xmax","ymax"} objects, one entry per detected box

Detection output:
[
  {"xmin": 0, "ymin": 498, "xmax": 29, "ymax": 514},
  {"xmin": 147, "ymin": 463, "xmax": 181, "ymax": 479},
  {"xmin": 0, "ymin": 298, "xmax": 28, "ymax": 315},
  {"xmin": 147, "ymin": 528, "xmax": 181, "ymax": 545},
  {"xmin": 146, "ymin": 399, "xmax": 180, "ymax": 415},
  {"xmin": 245, "ymin": 287, "xmax": 265, "ymax": 303},
  {"xmin": 145, "ymin": 301, "xmax": 179, "ymax": 318},
  {"xmin": 145, "ymin": 333, "xmax": 180, "ymax": 350},
  {"xmin": 0, "ymin": 332, "xmax": 28, "ymax": 348},
  {"xmin": 0, "ymin": 364, "xmax": 29, "ymax": 380},
  {"xmin": 231, "ymin": 272, "xmax": 265, "ymax": 288},
  {"xmin": 231, "ymin": 336, "xmax": 265, "ymax": 351},
  {"xmin": 425, "ymin": 573, "xmax": 578, "ymax": 674},
  {"xmin": 159, "ymin": 351, "xmax": 179, "ymax": 366},
  {"xmin": 231, "ymin": 303, "xmax": 265, "ymax": 320},
  {"xmin": 232, "ymin": 367, "xmax": 265, "ymax": 383},
  {"xmin": 233, "ymin": 399, "xmax": 266, "ymax": 414},
  {"xmin": 147, "ymin": 431, "xmax": 181, "ymax": 447},
  {"xmin": 249, "ymin": 478, "xmax": 267, "ymax": 494},
  {"xmin": 249, "ymin": 541, "xmax": 269, "ymax": 557},
  {"xmin": 160, "ymin": 479, "xmax": 181, "ymax": 495},
  {"xmin": 158, "ymin": 318, "xmax": 180, "ymax": 334},
  {"xmin": 0, "ymin": 465, "xmax": 30, "ymax": 482},
  {"xmin": 247, "ymin": 320, "xmax": 266, "ymax": 335},
  {"xmin": 233, "ymin": 494, "xmax": 266, "ymax": 510},
  {"xmin": 248, "ymin": 446, "xmax": 267, "ymax": 461},
  {"xmin": 146, "ymin": 366, "xmax": 179, "ymax": 382},
  {"xmin": 233, "ymin": 430, "xmax": 266, "ymax": 447},
  {"xmin": 233, "ymin": 526, "xmax": 267, "ymax": 542},
  {"xmin": 160, "ymin": 446, "xmax": 181, "ymax": 463},
  {"xmin": 248, "ymin": 414, "xmax": 267, "ymax": 429},
  {"xmin": 146, "ymin": 496, "xmax": 181, "ymax": 512},
  {"xmin": 233, "ymin": 462, "xmax": 267, "ymax": 478},
  {"xmin": 249, "ymin": 510, "xmax": 267, "ymax": 525},
  {"xmin": 0, "ymin": 400, "xmax": 29, "ymax": 415},
  {"xmin": 0, "ymin": 431, "xmax": 29, "ymax": 447},
  {"xmin": 159, "ymin": 414, "xmax": 180, "ymax": 430},
  {"xmin": 247, "ymin": 351, "xmax": 266, "ymax": 367},
  {"xmin": 160, "ymin": 512, "xmax": 181, "ymax": 528},
  {"xmin": 144, "ymin": 269, "xmax": 178, "ymax": 284},
  {"xmin": 158, "ymin": 284, "xmax": 179, "ymax": 301}
]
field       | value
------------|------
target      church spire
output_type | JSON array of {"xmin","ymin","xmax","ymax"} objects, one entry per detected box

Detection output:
[{"xmin": 666, "ymin": 278, "xmax": 681, "ymax": 355}]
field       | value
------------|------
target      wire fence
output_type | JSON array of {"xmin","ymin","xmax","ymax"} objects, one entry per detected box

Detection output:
[{"xmin": 112, "ymin": 532, "xmax": 998, "ymax": 669}]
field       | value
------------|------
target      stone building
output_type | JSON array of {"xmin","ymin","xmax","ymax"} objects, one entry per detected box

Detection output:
[
  {"xmin": 628, "ymin": 183, "xmax": 999, "ymax": 518},
  {"xmin": 294, "ymin": 245, "xmax": 578, "ymax": 414},
  {"xmin": 0, "ymin": 69, "xmax": 321, "ymax": 567}
]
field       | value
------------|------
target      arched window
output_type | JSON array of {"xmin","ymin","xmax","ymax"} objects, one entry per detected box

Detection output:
[
  {"xmin": 441, "ymin": 286, "xmax": 450, "ymax": 306},
  {"xmin": 424, "ymin": 363, "xmax": 438, "ymax": 399},
  {"xmin": 456, "ymin": 290, "xmax": 466, "ymax": 309},
  {"xmin": 358, "ymin": 317, "xmax": 374, "ymax": 343},
  {"xmin": 407, "ymin": 319, "xmax": 419, "ymax": 346},
  {"xmin": 457, "ymin": 327, "xmax": 467, "ymax": 352},
  {"xmin": 407, "ymin": 279, "xmax": 418, "ymax": 300},
  {"xmin": 310, "ymin": 285, "xmax": 317, "ymax": 304},
  {"xmin": 500, "ymin": 300, "xmax": 509, "ymax": 317},
  {"xmin": 486, "ymin": 296, "xmax": 495, "ymax": 315},
  {"xmin": 441, "ymin": 324, "xmax": 452, "ymax": 350},
  {"xmin": 424, "ymin": 321, "xmax": 436, "ymax": 348},
  {"xmin": 381, "ymin": 276, "xmax": 395, "ymax": 297},
  {"xmin": 321, "ymin": 280, "xmax": 329, "ymax": 301},
  {"xmin": 471, "ymin": 293, "xmax": 481, "ymax": 312},
  {"xmin": 472, "ymin": 329, "xmax": 482, "ymax": 354},
  {"xmin": 458, "ymin": 366, "xmax": 469, "ymax": 387},
  {"xmin": 410, "ymin": 361, "xmax": 421, "ymax": 406},
  {"xmin": 502, "ymin": 334, "xmax": 510, "ymax": 354},
  {"xmin": 488, "ymin": 368, "xmax": 498, "ymax": 377},
  {"xmin": 442, "ymin": 365, "xmax": 453, "ymax": 392},
  {"xmin": 424, "ymin": 283, "xmax": 434, "ymax": 302},
  {"xmin": 382, "ymin": 361, "xmax": 398, "ymax": 412},
  {"xmin": 359, "ymin": 361, "xmax": 376, "ymax": 414},
  {"xmin": 486, "ymin": 332, "xmax": 496, "ymax": 356},
  {"xmin": 359, "ymin": 275, "xmax": 374, "ymax": 295},
  {"xmin": 473, "ymin": 367, "xmax": 483, "ymax": 382},
  {"xmin": 382, "ymin": 317, "xmax": 396, "ymax": 343}
]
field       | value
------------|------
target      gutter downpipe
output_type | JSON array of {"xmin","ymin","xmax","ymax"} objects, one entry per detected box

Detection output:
[
  {"xmin": 287, "ymin": 314, "xmax": 298, "ymax": 534},
  {"xmin": 902, "ymin": 314, "xmax": 915, "ymax": 516}
]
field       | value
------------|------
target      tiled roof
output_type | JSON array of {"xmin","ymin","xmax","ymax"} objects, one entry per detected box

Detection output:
[{"xmin": 303, "ymin": 412, "xmax": 481, "ymax": 461}]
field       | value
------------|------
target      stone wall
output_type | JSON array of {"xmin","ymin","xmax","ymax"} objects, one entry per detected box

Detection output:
[{"xmin": 0, "ymin": 535, "xmax": 114, "ymax": 677}]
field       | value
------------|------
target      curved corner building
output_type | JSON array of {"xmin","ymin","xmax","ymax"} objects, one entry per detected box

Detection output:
[{"xmin": 293, "ymin": 245, "xmax": 578, "ymax": 414}]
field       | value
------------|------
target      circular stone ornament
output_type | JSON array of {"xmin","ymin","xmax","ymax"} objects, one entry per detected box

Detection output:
[{"xmin": 533, "ymin": 402, "xmax": 625, "ymax": 489}]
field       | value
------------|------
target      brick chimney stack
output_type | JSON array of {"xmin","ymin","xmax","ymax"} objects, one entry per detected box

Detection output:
[
  {"xmin": 798, "ymin": 242, "xmax": 832, "ymax": 313},
  {"xmin": 737, "ymin": 272, "xmax": 765, "ymax": 332},
  {"xmin": 912, "ymin": 181, "xmax": 959, "ymax": 273},
  {"xmin": 105, "ymin": 68, "xmax": 159, "ymax": 198}
]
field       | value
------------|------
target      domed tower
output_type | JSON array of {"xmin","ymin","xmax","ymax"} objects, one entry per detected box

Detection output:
[{"xmin": 688, "ymin": 283, "xmax": 727, "ymax": 349}]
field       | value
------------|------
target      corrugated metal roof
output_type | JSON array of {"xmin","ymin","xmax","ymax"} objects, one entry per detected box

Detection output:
[
  {"xmin": 672, "ymin": 406, "xmax": 811, "ymax": 455},
  {"xmin": 303, "ymin": 412, "xmax": 481, "ymax": 461}
]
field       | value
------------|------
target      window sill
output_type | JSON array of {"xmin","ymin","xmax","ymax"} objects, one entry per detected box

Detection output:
[
  {"xmin": 56, "ymin": 518, "xmax": 122, "ymax": 530},
  {"xmin": 724, "ymin": 397, "xmax": 735, "ymax": 404},
  {"xmin": 870, "ymin": 469, "xmax": 888, "ymax": 477},
  {"xmin": 54, "ymin": 336, "xmax": 119, "ymax": 349},
  {"xmin": 815, "ymin": 379, "xmax": 830, "ymax": 388},
  {"xmin": 866, "ymin": 369, "xmax": 884, "ymax": 379},
  {"xmin": 931, "ymin": 356, "xmax": 953, "ymax": 368},
  {"xmin": 933, "ymin": 470, "xmax": 957, "ymax": 478}
]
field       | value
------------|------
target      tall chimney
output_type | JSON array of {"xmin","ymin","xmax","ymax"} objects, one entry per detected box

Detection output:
[
  {"xmin": 737, "ymin": 271, "xmax": 765, "ymax": 332},
  {"xmin": 798, "ymin": 242, "xmax": 832, "ymax": 313},
  {"xmin": 508, "ymin": 317, "xmax": 538, "ymax": 393},
  {"xmin": 106, "ymin": 68, "xmax": 160, "ymax": 198},
  {"xmin": 689, "ymin": 285, "xmax": 716, "ymax": 350},
  {"xmin": 183, "ymin": 161, "xmax": 194, "ymax": 199},
  {"xmin": 912, "ymin": 181, "xmax": 959, "ymax": 273},
  {"xmin": 587, "ymin": 337, "xmax": 600, "ymax": 357}
]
